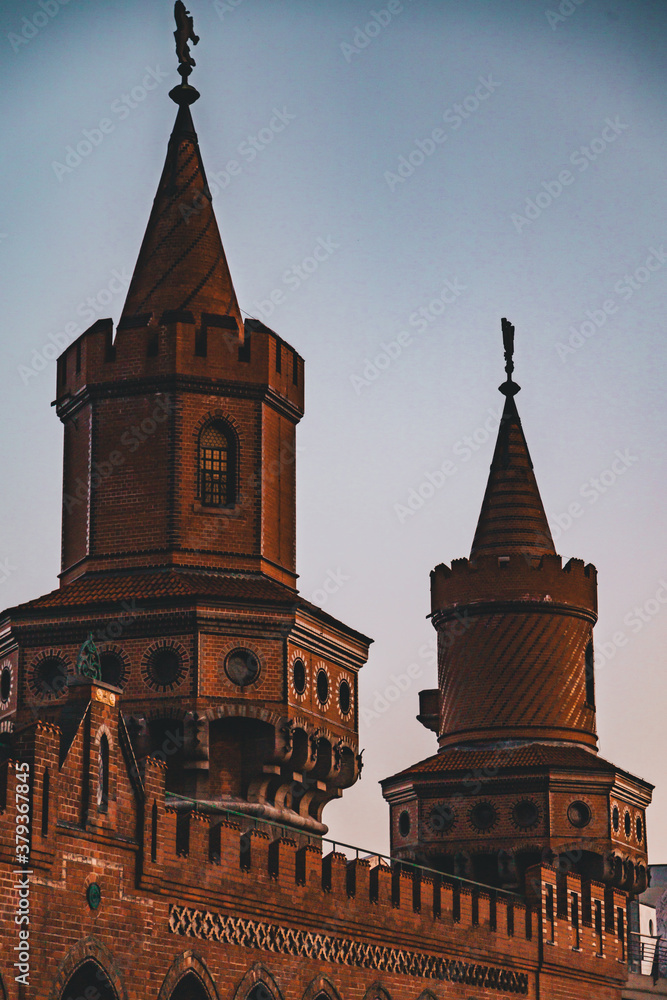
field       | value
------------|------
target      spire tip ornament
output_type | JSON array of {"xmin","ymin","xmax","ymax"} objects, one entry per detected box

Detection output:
[
  {"xmin": 499, "ymin": 317, "xmax": 520, "ymax": 396},
  {"xmin": 170, "ymin": 2, "xmax": 201, "ymax": 105}
]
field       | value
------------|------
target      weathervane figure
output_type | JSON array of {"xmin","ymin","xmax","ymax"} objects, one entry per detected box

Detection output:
[
  {"xmin": 174, "ymin": 1, "xmax": 199, "ymax": 73},
  {"xmin": 500, "ymin": 317, "xmax": 520, "ymax": 396}
]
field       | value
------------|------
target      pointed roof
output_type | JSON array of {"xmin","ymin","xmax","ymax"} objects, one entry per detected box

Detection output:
[
  {"xmin": 119, "ymin": 85, "xmax": 243, "ymax": 331},
  {"xmin": 470, "ymin": 322, "xmax": 555, "ymax": 560}
]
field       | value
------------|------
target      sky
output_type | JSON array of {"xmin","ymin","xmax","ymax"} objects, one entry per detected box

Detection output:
[{"xmin": 1, "ymin": 0, "xmax": 666, "ymax": 861}]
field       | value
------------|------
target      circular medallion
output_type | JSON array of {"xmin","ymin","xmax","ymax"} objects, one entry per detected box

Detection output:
[
  {"xmin": 99, "ymin": 648, "xmax": 127, "ymax": 688},
  {"xmin": 86, "ymin": 882, "xmax": 101, "ymax": 910},
  {"xmin": 29, "ymin": 653, "xmax": 69, "ymax": 700},
  {"xmin": 225, "ymin": 648, "xmax": 260, "ymax": 687},
  {"xmin": 142, "ymin": 641, "xmax": 188, "ymax": 693},
  {"xmin": 567, "ymin": 800, "xmax": 591, "ymax": 829},
  {"xmin": 427, "ymin": 802, "xmax": 456, "ymax": 834},
  {"xmin": 512, "ymin": 799, "xmax": 540, "ymax": 830},
  {"xmin": 469, "ymin": 801, "xmax": 498, "ymax": 833}
]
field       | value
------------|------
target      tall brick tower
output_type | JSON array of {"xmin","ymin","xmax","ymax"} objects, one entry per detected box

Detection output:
[
  {"xmin": 382, "ymin": 321, "xmax": 652, "ymax": 893},
  {"xmin": 0, "ymin": 44, "xmax": 370, "ymax": 836}
]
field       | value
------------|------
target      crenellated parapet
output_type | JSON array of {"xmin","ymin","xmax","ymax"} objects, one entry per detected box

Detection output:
[
  {"xmin": 430, "ymin": 553, "xmax": 597, "ymax": 620},
  {"xmin": 428, "ymin": 552, "xmax": 599, "ymax": 751},
  {"xmin": 0, "ymin": 688, "xmax": 631, "ymax": 997},
  {"xmin": 1, "ymin": 699, "xmax": 631, "ymax": 1000},
  {"xmin": 55, "ymin": 315, "xmax": 304, "ymax": 423}
]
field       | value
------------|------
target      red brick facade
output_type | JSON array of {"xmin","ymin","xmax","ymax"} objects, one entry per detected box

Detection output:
[
  {"xmin": 0, "ymin": 46, "xmax": 653, "ymax": 1000},
  {"xmin": 0, "ymin": 698, "xmax": 632, "ymax": 1000}
]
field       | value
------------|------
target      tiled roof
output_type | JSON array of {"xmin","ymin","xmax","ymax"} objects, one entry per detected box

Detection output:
[
  {"xmin": 389, "ymin": 743, "xmax": 619, "ymax": 780},
  {"xmin": 120, "ymin": 99, "xmax": 243, "ymax": 331},
  {"xmin": 12, "ymin": 571, "xmax": 298, "ymax": 612},
  {"xmin": 470, "ymin": 393, "xmax": 556, "ymax": 559}
]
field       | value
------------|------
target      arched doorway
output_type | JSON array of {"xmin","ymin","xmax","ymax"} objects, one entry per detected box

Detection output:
[{"xmin": 61, "ymin": 960, "xmax": 119, "ymax": 1000}]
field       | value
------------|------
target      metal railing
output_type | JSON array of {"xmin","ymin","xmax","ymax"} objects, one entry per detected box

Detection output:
[
  {"xmin": 165, "ymin": 791, "xmax": 524, "ymax": 903},
  {"xmin": 628, "ymin": 932, "xmax": 665, "ymax": 979}
]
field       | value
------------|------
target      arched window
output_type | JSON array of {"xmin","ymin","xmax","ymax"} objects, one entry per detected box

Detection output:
[
  {"xmin": 247, "ymin": 986, "xmax": 275, "ymax": 1000},
  {"xmin": 61, "ymin": 960, "xmax": 119, "ymax": 1000},
  {"xmin": 170, "ymin": 972, "xmax": 211, "ymax": 1000},
  {"xmin": 198, "ymin": 421, "xmax": 236, "ymax": 506},
  {"xmin": 98, "ymin": 734, "xmax": 109, "ymax": 813},
  {"xmin": 585, "ymin": 640, "xmax": 595, "ymax": 707}
]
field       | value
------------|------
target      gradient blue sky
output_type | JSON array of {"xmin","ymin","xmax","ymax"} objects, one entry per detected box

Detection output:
[{"xmin": 1, "ymin": 0, "xmax": 666, "ymax": 859}]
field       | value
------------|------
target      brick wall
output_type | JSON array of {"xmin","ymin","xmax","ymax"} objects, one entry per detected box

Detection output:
[{"xmin": 0, "ymin": 696, "xmax": 630, "ymax": 1000}]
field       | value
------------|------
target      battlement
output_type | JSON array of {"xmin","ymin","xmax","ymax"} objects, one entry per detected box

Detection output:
[
  {"xmin": 431, "ymin": 552, "xmax": 597, "ymax": 618},
  {"xmin": 0, "ymin": 627, "xmax": 630, "ymax": 999},
  {"xmin": 55, "ymin": 314, "xmax": 304, "ymax": 420},
  {"xmin": 0, "ymin": 731, "xmax": 628, "ymax": 983}
]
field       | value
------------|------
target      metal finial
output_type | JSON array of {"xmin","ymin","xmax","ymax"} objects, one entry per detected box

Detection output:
[
  {"xmin": 499, "ymin": 317, "xmax": 520, "ymax": 396},
  {"xmin": 76, "ymin": 633, "xmax": 102, "ymax": 681},
  {"xmin": 170, "ymin": 2, "xmax": 201, "ymax": 105},
  {"xmin": 174, "ymin": 2, "xmax": 199, "ymax": 75}
]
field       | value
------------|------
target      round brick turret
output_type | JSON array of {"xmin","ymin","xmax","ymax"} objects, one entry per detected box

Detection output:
[
  {"xmin": 431, "ymin": 552, "xmax": 598, "ymax": 749},
  {"xmin": 383, "ymin": 327, "xmax": 652, "ymax": 894},
  {"xmin": 430, "ymin": 378, "xmax": 599, "ymax": 750}
]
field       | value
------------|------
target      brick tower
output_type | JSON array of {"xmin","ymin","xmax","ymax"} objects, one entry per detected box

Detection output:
[
  {"xmin": 0, "ymin": 18, "xmax": 651, "ymax": 1000},
  {"xmin": 0, "ymin": 54, "xmax": 370, "ymax": 836},
  {"xmin": 382, "ymin": 321, "xmax": 652, "ymax": 893}
]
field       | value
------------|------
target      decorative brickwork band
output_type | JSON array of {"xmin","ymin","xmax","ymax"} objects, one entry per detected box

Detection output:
[{"xmin": 168, "ymin": 905, "xmax": 529, "ymax": 994}]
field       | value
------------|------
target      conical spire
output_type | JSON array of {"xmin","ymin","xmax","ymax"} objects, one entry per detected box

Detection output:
[
  {"xmin": 119, "ymin": 73, "xmax": 243, "ymax": 331},
  {"xmin": 470, "ymin": 321, "xmax": 555, "ymax": 559}
]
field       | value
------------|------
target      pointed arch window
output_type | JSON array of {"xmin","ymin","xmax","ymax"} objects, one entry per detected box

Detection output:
[
  {"xmin": 198, "ymin": 421, "xmax": 236, "ymax": 506},
  {"xmin": 247, "ymin": 986, "xmax": 275, "ymax": 1000}
]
